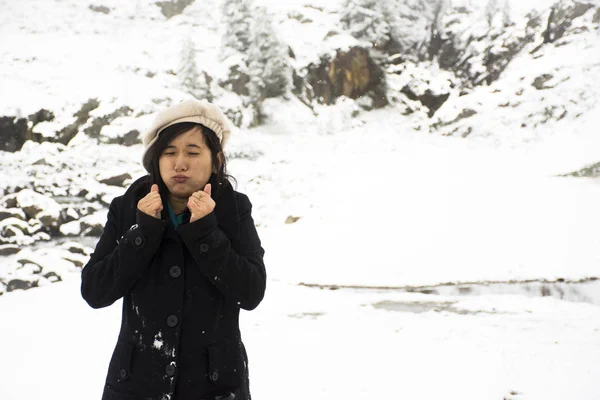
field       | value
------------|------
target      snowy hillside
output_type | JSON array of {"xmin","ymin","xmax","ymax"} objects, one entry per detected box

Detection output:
[{"xmin": 1, "ymin": 0, "xmax": 600, "ymax": 398}]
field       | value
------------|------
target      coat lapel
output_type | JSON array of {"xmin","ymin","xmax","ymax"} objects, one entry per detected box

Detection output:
[{"xmin": 213, "ymin": 180, "xmax": 240, "ymax": 241}]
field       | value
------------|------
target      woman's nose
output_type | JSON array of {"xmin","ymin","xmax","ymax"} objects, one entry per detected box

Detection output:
[{"xmin": 174, "ymin": 154, "xmax": 187, "ymax": 171}]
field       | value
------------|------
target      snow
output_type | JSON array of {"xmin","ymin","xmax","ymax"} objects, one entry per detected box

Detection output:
[
  {"xmin": 59, "ymin": 220, "xmax": 82, "ymax": 236},
  {"xmin": 1, "ymin": 0, "xmax": 600, "ymax": 398},
  {"xmin": 153, "ymin": 332, "xmax": 165, "ymax": 351},
  {"xmin": 0, "ymin": 276, "xmax": 599, "ymax": 400}
]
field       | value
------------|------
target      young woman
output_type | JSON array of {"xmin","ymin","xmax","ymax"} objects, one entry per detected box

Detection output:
[{"xmin": 81, "ymin": 99, "xmax": 266, "ymax": 400}]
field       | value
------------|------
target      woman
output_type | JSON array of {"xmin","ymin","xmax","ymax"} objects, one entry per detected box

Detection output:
[{"xmin": 81, "ymin": 99, "xmax": 266, "ymax": 400}]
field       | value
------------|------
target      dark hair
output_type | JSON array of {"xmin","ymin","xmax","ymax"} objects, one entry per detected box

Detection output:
[{"xmin": 146, "ymin": 122, "xmax": 235, "ymax": 205}]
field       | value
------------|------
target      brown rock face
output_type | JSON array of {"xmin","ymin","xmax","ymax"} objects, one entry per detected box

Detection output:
[{"xmin": 306, "ymin": 47, "xmax": 387, "ymax": 108}]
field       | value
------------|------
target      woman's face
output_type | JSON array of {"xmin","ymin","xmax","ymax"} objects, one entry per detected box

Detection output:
[{"xmin": 159, "ymin": 126, "xmax": 214, "ymax": 201}]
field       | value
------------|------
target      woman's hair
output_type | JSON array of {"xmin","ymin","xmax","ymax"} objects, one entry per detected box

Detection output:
[{"xmin": 146, "ymin": 122, "xmax": 235, "ymax": 202}]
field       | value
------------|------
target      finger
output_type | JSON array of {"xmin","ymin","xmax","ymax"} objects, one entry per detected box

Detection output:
[
  {"xmin": 145, "ymin": 194, "xmax": 161, "ymax": 203},
  {"xmin": 145, "ymin": 198, "xmax": 163, "ymax": 207},
  {"xmin": 187, "ymin": 197, "xmax": 199, "ymax": 207},
  {"xmin": 151, "ymin": 184, "xmax": 159, "ymax": 194},
  {"xmin": 204, "ymin": 183, "xmax": 212, "ymax": 197},
  {"xmin": 141, "ymin": 193, "xmax": 160, "ymax": 204}
]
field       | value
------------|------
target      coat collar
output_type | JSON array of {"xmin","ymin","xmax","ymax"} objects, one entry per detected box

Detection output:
[{"xmin": 126, "ymin": 175, "xmax": 240, "ymax": 241}]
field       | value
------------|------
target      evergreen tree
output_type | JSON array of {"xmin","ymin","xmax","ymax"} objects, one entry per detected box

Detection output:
[
  {"xmin": 340, "ymin": 0, "xmax": 391, "ymax": 48},
  {"xmin": 178, "ymin": 37, "xmax": 212, "ymax": 101},
  {"xmin": 247, "ymin": 6, "xmax": 291, "ymax": 102},
  {"xmin": 221, "ymin": 0, "xmax": 254, "ymax": 55},
  {"xmin": 502, "ymin": 0, "xmax": 512, "ymax": 27},
  {"xmin": 485, "ymin": 0, "xmax": 498, "ymax": 27}
]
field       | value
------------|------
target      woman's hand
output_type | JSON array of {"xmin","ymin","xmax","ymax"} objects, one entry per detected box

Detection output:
[
  {"xmin": 137, "ymin": 184, "xmax": 163, "ymax": 219},
  {"xmin": 188, "ymin": 183, "xmax": 215, "ymax": 223}
]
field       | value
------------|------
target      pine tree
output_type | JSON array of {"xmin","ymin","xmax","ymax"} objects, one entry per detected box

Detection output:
[
  {"xmin": 221, "ymin": 0, "xmax": 254, "ymax": 55},
  {"xmin": 502, "ymin": 0, "xmax": 512, "ymax": 27},
  {"xmin": 340, "ymin": 0, "xmax": 391, "ymax": 48},
  {"xmin": 247, "ymin": 7, "xmax": 291, "ymax": 101},
  {"xmin": 485, "ymin": 0, "xmax": 498, "ymax": 27},
  {"xmin": 178, "ymin": 37, "xmax": 212, "ymax": 101}
]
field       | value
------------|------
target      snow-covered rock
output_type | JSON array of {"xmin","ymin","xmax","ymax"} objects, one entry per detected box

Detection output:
[
  {"xmin": 0, "ymin": 245, "xmax": 91, "ymax": 295},
  {"xmin": 15, "ymin": 189, "xmax": 60, "ymax": 223},
  {"xmin": 59, "ymin": 220, "xmax": 82, "ymax": 237},
  {"xmin": 0, "ymin": 207, "xmax": 26, "ymax": 221},
  {"xmin": 97, "ymin": 172, "xmax": 132, "ymax": 187},
  {"xmin": 0, "ymin": 244, "xmax": 21, "ymax": 256}
]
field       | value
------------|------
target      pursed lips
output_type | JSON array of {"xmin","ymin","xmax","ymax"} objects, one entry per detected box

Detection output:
[{"xmin": 173, "ymin": 175, "xmax": 189, "ymax": 183}]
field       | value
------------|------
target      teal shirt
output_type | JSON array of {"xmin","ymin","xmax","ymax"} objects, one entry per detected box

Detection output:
[{"xmin": 167, "ymin": 202, "xmax": 190, "ymax": 228}]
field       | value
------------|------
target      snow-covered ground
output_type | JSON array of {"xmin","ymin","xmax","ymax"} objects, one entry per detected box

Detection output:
[
  {"xmin": 2, "ymin": 0, "xmax": 600, "ymax": 398},
  {"xmin": 1, "ymin": 274, "xmax": 599, "ymax": 400}
]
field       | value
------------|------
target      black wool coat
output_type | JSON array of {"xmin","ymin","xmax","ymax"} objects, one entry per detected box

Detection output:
[{"xmin": 81, "ymin": 175, "xmax": 266, "ymax": 400}]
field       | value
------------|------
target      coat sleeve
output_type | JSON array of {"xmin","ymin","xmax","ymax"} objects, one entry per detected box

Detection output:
[
  {"xmin": 177, "ymin": 193, "xmax": 266, "ymax": 311},
  {"xmin": 81, "ymin": 197, "xmax": 167, "ymax": 309}
]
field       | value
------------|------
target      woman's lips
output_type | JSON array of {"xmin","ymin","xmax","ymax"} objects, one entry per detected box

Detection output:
[{"xmin": 173, "ymin": 176, "xmax": 188, "ymax": 183}]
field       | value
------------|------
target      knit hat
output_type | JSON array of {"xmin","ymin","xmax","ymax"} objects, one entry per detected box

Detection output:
[{"xmin": 141, "ymin": 98, "xmax": 232, "ymax": 172}]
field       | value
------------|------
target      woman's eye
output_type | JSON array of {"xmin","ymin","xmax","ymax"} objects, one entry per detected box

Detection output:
[
  {"xmin": 163, "ymin": 152, "xmax": 176, "ymax": 156},
  {"xmin": 189, "ymin": 152, "xmax": 200, "ymax": 156}
]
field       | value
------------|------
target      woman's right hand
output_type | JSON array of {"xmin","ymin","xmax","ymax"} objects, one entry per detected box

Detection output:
[{"xmin": 137, "ymin": 184, "xmax": 163, "ymax": 219}]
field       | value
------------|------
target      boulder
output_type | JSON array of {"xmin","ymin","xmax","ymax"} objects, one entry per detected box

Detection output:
[
  {"xmin": 285, "ymin": 216, "xmax": 301, "ymax": 224},
  {"xmin": 306, "ymin": 47, "xmax": 387, "ymax": 108},
  {"xmin": 98, "ymin": 173, "xmax": 132, "ymax": 187},
  {"xmin": 43, "ymin": 271, "xmax": 62, "ymax": 283},
  {"xmin": 543, "ymin": 1, "xmax": 595, "ymax": 44},
  {"xmin": 67, "ymin": 211, "xmax": 107, "ymax": 237},
  {"xmin": 0, "ymin": 207, "xmax": 26, "ymax": 221},
  {"xmin": 155, "ymin": 0, "xmax": 195, "ymax": 19},
  {"xmin": 0, "ymin": 116, "xmax": 29, "ymax": 152},
  {"xmin": 89, "ymin": 5, "xmax": 110, "ymax": 14},
  {"xmin": 401, "ymin": 85, "xmax": 450, "ymax": 118},
  {"xmin": 16, "ymin": 263, "xmax": 43, "ymax": 275},
  {"xmin": 0, "ymin": 244, "xmax": 21, "ymax": 256},
  {"xmin": 6, "ymin": 279, "xmax": 37, "ymax": 292},
  {"xmin": 1, "ymin": 226, "xmax": 20, "ymax": 239},
  {"xmin": 59, "ymin": 220, "xmax": 82, "ymax": 236},
  {"xmin": 532, "ymin": 74, "xmax": 554, "ymax": 90},
  {"xmin": 106, "ymin": 130, "xmax": 140, "ymax": 146},
  {"xmin": 56, "ymin": 98, "xmax": 100, "ymax": 145},
  {"xmin": 0, "ymin": 218, "xmax": 29, "ymax": 237},
  {"xmin": 63, "ymin": 242, "xmax": 89, "ymax": 255},
  {"xmin": 15, "ymin": 189, "xmax": 61, "ymax": 223},
  {"xmin": 84, "ymin": 106, "xmax": 133, "ymax": 139},
  {"xmin": 59, "ymin": 207, "xmax": 80, "ymax": 225},
  {"xmin": 0, "ymin": 194, "xmax": 18, "ymax": 209},
  {"xmin": 28, "ymin": 109, "xmax": 55, "ymax": 128}
]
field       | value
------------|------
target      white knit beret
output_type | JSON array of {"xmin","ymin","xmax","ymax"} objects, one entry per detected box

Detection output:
[{"xmin": 141, "ymin": 98, "xmax": 232, "ymax": 172}]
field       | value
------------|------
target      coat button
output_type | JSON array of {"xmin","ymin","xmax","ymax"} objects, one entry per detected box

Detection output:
[
  {"xmin": 199, "ymin": 243, "xmax": 209, "ymax": 253},
  {"xmin": 118, "ymin": 368, "xmax": 128, "ymax": 379},
  {"xmin": 210, "ymin": 371, "xmax": 219, "ymax": 382},
  {"xmin": 166, "ymin": 364, "xmax": 176, "ymax": 376},
  {"xmin": 133, "ymin": 236, "xmax": 144, "ymax": 247},
  {"xmin": 169, "ymin": 265, "xmax": 181, "ymax": 278},
  {"xmin": 167, "ymin": 315, "xmax": 179, "ymax": 327}
]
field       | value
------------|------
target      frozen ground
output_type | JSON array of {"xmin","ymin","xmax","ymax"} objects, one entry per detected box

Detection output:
[
  {"xmin": 2, "ymin": 116, "xmax": 600, "ymax": 399},
  {"xmin": 2, "ymin": 0, "xmax": 600, "ymax": 398},
  {"xmin": 0, "ymin": 275, "xmax": 599, "ymax": 400}
]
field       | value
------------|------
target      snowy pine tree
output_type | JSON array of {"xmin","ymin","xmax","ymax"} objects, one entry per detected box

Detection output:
[
  {"xmin": 178, "ymin": 37, "xmax": 212, "ymax": 101},
  {"xmin": 485, "ymin": 0, "xmax": 499, "ymax": 27},
  {"xmin": 247, "ymin": 7, "xmax": 291, "ymax": 102},
  {"xmin": 340, "ymin": 0, "xmax": 391, "ymax": 49},
  {"xmin": 220, "ymin": 0, "xmax": 254, "ymax": 56},
  {"xmin": 502, "ymin": 0, "xmax": 513, "ymax": 27}
]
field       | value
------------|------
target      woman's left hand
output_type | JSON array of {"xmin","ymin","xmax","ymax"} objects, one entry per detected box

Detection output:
[{"xmin": 188, "ymin": 184, "xmax": 216, "ymax": 223}]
